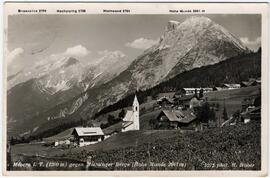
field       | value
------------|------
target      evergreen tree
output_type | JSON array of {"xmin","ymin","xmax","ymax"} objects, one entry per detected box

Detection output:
[
  {"xmin": 199, "ymin": 88, "xmax": 204, "ymax": 98},
  {"xmin": 233, "ymin": 110, "xmax": 241, "ymax": 124},
  {"xmin": 254, "ymin": 96, "xmax": 261, "ymax": 107},
  {"xmin": 10, "ymin": 136, "xmax": 14, "ymax": 145},
  {"xmin": 118, "ymin": 109, "xmax": 126, "ymax": 119},
  {"xmin": 222, "ymin": 106, "xmax": 229, "ymax": 121},
  {"xmin": 194, "ymin": 89, "xmax": 198, "ymax": 98},
  {"xmin": 195, "ymin": 102, "xmax": 216, "ymax": 123},
  {"xmin": 107, "ymin": 114, "xmax": 115, "ymax": 125}
]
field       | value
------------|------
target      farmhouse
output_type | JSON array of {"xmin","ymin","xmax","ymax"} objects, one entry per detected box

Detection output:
[
  {"xmin": 155, "ymin": 110, "xmax": 197, "ymax": 130},
  {"xmin": 175, "ymin": 95, "xmax": 194, "ymax": 108},
  {"xmin": 72, "ymin": 127, "xmax": 104, "ymax": 147},
  {"xmin": 121, "ymin": 95, "xmax": 140, "ymax": 132},
  {"xmin": 181, "ymin": 88, "xmax": 213, "ymax": 95}
]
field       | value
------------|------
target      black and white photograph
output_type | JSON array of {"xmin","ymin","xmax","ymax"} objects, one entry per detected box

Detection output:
[{"xmin": 3, "ymin": 2, "xmax": 268, "ymax": 176}]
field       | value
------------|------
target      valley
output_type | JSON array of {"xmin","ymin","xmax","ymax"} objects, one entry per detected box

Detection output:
[{"xmin": 6, "ymin": 15, "xmax": 262, "ymax": 171}]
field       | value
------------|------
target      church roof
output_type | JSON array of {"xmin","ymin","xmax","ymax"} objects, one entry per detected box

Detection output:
[
  {"xmin": 123, "ymin": 110, "xmax": 134, "ymax": 121},
  {"xmin": 134, "ymin": 95, "xmax": 139, "ymax": 104},
  {"xmin": 102, "ymin": 122, "xmax": 123, "ymax": 135},
  {"xmin": 102, "ymin": 120, "xmax": 134, "ymax": 135}
]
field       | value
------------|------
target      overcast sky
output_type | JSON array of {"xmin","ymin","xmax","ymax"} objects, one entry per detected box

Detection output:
[{"xmin": 7, "ymin": 14, "xmax": 261, "ymax": 75}]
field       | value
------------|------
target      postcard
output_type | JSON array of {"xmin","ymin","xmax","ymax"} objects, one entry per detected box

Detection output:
[{"xmin": 3, "ymin": 2, "xmax": 268, "ymax": 177}]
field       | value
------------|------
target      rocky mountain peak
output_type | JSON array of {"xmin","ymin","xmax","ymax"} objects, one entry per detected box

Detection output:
[{"xmin": 165, "ymin": 16, "xmax": 212, "ymax": 32}]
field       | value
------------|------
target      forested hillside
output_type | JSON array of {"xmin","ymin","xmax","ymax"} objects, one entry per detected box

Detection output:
[
  {"xmin": 18, "ymin": 50, "xmax": 260, "ymax": 141},
  {"xmin": 95, "ymin": 50, "xmax": 261, "ymax": 118}
]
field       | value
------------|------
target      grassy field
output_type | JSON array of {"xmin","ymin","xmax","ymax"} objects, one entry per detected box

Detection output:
[
  {"xmin": 12, "ymin": 129, "xmax": 184, "ymax": 158},
  {"xmin": 204, "ymin": 86, "xmax": 260, "ymax": 123},
  {"xmin": 43, "ymin": 128, "xmax": 74, "ymax": 142},
  {"xmin": 11, "ymin": 121, "xmax": 261, "ymax": 170},
  {"xmin": 71, "ymin": 121, "xmax": 261, "ymax": 170},
  {"xmin": 73, "ymin": 129, "xmax": 189, "ymax": 153}
]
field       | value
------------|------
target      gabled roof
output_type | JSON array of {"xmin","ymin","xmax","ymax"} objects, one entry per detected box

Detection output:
[
  {"xmin": 160, "ymin": 110, "xmax": 196, "ymax": 123},
  {"xmin": 182, "ymin": 88, "xmax": 212, "ymax": 91},
  {"xmin": 102, "ymin": 120, "xmax": 134, "ymax": 135},
  {"xmin": 182, "ymin": 88, "xmax": 199, "ymax": 91},
  {"xmin": 72, "ymin": 127, "xmax": 104, "ymax": 137},
  {"xmin": 157, "ymin": 92, "xmax": 176, "ymax": 98},
  {"xmin": 157, "ymin": 97, "xmax": 174, "ymax": 103},
  {"xmin": 163, "ymin": 110, "xmax": 184, "ymax": 122},
  {"xmin": 241, "ymin": 81, "xmax": 258, "ymax": 87},
  {"xmin": 222, "ymin": 84, "xmax": 240, "ymax": 88}
]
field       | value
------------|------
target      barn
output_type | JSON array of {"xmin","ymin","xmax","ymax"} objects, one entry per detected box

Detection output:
[
  {"xmin": 72, "ymin": 127, "xmax": 104, "ymax": 147},
  {"xmin": 181, "ymin": 88, "xmax": 213, "ymax": 96}
]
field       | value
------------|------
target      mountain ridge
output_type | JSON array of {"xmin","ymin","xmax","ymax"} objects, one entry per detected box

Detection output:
[{"xmin": 7, "ymin": 16, "xmax": 250, "ymax": 137}]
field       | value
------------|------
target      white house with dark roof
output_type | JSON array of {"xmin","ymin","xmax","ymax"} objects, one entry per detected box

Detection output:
[
  {"xmin": 72, "ymin": 127, "xmax": 104, "ymax": 147},
  {"xmin": 121, "ymin": 95, "xmax": 140, "ymax": 132}
]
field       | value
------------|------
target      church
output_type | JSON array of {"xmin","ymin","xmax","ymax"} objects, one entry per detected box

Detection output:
[{"xmin": 121, "ymin": 95, "xmax": 140, "ymax": 132}]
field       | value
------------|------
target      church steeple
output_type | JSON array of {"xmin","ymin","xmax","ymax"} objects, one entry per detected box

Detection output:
[
  {"xmin": 122, "ymin": 94, "xmax": 140, "ymax": 132},
  {"xmin": 133, "ymin": 95, "xmax": 139, "ymax": 112},
  {"xmin": 132, "ymin": 94, "xmax": 140, "ymax": 130}
]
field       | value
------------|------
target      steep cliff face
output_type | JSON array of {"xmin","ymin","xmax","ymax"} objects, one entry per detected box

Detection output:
[
  {"xmin": 129, "ymin": 16, "xmax": 248, "ymax": 88},
  {"xmin": 8, "ymin": 16, "xmax": 249, "ymax": 137}
]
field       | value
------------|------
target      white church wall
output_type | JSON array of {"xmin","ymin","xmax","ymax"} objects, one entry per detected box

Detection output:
[{"xmin": 121, "ymin": 95, "xmax": 140, "ymax": 132}]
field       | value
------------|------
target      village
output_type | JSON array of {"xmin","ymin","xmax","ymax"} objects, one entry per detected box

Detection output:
[{"xmin": 47, "ymin": 77, "xmax": 261, "ymax": 148}]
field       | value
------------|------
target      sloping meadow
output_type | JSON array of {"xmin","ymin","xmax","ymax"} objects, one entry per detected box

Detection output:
[{"xmin": 73, "ymin": 121, "xmax": 260, "ymax": 170}]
